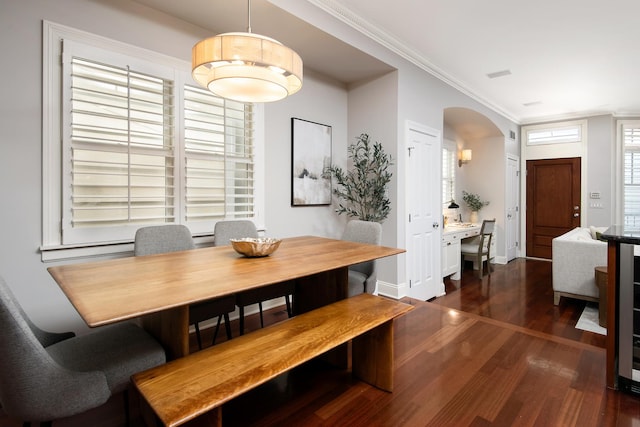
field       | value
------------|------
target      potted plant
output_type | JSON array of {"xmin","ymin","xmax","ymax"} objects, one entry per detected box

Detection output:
[
  {"xmin": 462, "ymin": 190, "xmax": 489, "ymax": 223},
  {"xmin": 325, "ymin": 133, "xmax": 393, "ymax": 223}
]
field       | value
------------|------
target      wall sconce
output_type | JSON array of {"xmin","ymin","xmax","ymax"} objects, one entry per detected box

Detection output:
[{"xmin": 458, "ymin": 149, "xmax": 472, "ymax": 167}]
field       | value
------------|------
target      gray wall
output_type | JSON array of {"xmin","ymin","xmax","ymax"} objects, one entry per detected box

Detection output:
[
  {"xmin": 1, "ymin": 0, "xmax": 525, "ymax": 333},
  {"xmin": 586, "ymin": 115, "xmax": 615, "ymax": 227},
  {"xmin": 0, "ymin": 0, "xmax": 352, "ymax": 332}
]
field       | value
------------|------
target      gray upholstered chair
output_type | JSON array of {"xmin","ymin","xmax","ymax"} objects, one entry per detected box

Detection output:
[
  {"xmin": 0, "ymin": 275, "xmax": 166, "ymax": 426},
  {"xmin": 342, "ymin": 220, "xmax": 383, "ymax": 297},
  {"xmin": 134, "ymin": 224, "xmax": 236, "ymax": 348},
  {"xmin": 460, "ymin": 219, "xmax": 496, "ymax": 278},
  {"xmin": 214, "ymin": 220, "xmax": 293, "ymax": 335}
]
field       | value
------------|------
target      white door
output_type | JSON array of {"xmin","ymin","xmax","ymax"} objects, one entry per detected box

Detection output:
[
  {"xmin": 506, "ymin": 154, "xmax": 520, "ymax": 261},
  {"xmin": 406, "ymin": 121, "xmax": 442, "ymax": 300}
]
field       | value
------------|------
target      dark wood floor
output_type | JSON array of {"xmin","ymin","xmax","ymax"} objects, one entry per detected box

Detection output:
[{"xmin": 3, "ymin": 258, "xmax": 639, "ymax": 426}]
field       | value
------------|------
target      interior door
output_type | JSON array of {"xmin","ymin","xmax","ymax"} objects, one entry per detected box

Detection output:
[
  {"xmin": 526, "ymin": 157, "xmax": 581, "ymax": 259},
  {"xmin": 406, "ymin": 122, "xmax": 441, "ymax": 300},
  {"xmin": 506, "ymin": 155, "xmax": 519, "ymax": 261}
]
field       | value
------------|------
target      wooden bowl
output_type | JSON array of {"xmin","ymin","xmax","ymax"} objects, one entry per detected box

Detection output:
[{"xmin": 230, "ymin": 238, "xmax": 282, "ymax": 257}]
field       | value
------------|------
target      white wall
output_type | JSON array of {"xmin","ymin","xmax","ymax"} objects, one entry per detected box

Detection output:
[{"xmin": 465, "ymin": 136, "xmax": 506, "ymax": 258}]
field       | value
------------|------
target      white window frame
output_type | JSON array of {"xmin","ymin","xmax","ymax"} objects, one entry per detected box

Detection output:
[{"xmin": 41, "ymin": 21, "xmax": 264, "ymax": 260}]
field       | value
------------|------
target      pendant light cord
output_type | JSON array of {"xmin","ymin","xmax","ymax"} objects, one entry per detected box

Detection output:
[{"xmin": 247, "ymin": 0, "xmax": 252, "ymax": 33}]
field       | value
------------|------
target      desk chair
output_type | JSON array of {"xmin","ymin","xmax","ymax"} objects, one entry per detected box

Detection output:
[
  {"xmin": 134, "ymin": 224, "xmax": 235, "ymax": 349},
  {"xmin": 213, "ymin": 220, "xmax": 293, "ymax": 335},
  {"xmin": 342, "ymin": 220, "xmax": 382, "ymax": 297},
  {"xmin": 0, "ymin": 275, "xmax": 165, "ymax": 427},
  {"xmin": 460, "ymin": 219, "xmax": 496, "ymax": 278}
]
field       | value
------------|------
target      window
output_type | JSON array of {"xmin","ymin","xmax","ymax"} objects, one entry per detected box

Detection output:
[
  {"xmin": 526, "ymin": 123, "xmax": 582, "ymax": 145},
  {"xmin": 442, "ymin": 146, "xmax": 456, "ymax": 205},
  {"xmin": 621, "ymin": 121, "xmax": 640, "ymax": 229},
  {"xmin": 43, "ymin": 22, "xmax": 261, "ymax": 251}
]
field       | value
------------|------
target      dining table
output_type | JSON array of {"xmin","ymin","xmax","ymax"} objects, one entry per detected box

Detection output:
[{"xmin": 48, "ymin": 235, "xmax": 404, "ymax": 359}]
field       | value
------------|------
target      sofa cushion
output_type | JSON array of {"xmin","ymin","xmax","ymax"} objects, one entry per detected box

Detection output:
[
  {"xmin": 574, "ymin": 228, "xmax": 594, "ymax": 241},
  {"xmin": 589, "ymin": 225, "xmax": 608, "ymax": 240}
]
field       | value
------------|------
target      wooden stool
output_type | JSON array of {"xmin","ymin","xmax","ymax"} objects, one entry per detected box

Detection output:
[{"xmin": 594, "ymin": 266, "xmax": 607, "ymax": 327}]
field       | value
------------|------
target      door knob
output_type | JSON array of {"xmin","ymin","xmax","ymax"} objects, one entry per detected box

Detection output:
[
  {"xmin": 573, "ymin": 213, "xmax": 580, "ymax": 217},
  {"xmin": 433, "ymin": 222, "xmax": 440, "ymax": 228}
]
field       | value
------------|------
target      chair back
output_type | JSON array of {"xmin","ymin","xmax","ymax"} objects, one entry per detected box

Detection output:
[
  {"xmin": 0, "ymin": 276, "xmax": 108, "ymax": 421},
  {"xmin": 479, "ymin": 219, "xmax": 496, "ymax": 255},
  {"xmin": 342, "ymin": 220, "xmax": 382, "ymax": 279},
  {"xmin": 213, "ymin": 220, "xmax": 259, "ymax": 246},
  {"xmin": 134, "ymin": 224, "xmax": 195, "ymax": 256}
]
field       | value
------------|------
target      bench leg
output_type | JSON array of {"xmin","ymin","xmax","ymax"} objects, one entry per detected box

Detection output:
[
  {"xmin": 352, "ymin": 319, "xmax": 395, "ymax": 392},
  {"xmin": 198, "ymin": 407, "xmax": 222, "ymax": 427}
]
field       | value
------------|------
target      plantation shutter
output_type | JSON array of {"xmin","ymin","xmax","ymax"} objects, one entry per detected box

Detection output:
[
  {"xmin": 61, "ymin": 40, "xmax": 176, "ymax": 244},
  {"xmin": 442, "ymin": 147, "xmax": 456, "ymax": 205},
  {"xmin": 184, "ymin": 85, "xmax": 254, "ymax": 222},
  {"xmin": 623, "ymin": 123, "xmax": 640, "ymax": 229}
]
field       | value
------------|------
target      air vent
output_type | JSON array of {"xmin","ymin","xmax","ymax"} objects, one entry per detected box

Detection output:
[{"xmin": 486, "ymin": 69, "xmax": 512, "ymax": 79}]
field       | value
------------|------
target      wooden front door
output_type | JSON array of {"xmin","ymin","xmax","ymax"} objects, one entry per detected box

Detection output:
[{"xmin": 526, "ymin": 158, "xmax": 581, "ymax": 259}]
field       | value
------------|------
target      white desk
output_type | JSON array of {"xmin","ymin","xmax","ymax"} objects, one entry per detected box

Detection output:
[{"xmin": 442, "ymin": 223, "xmax": 481, "ymax": 280}]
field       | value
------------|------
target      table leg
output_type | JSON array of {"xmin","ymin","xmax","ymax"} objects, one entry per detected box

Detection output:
[
  {"xmin": 293, "ymin": 266, "xmax": 349, "ymax": 368},
  {"xmin": 292, "ymin": 266, "xmax": 348, "ymax": 314},
  {"xmin": 141, "ymin": 305, "xmax": 189, "ymax": 360}
]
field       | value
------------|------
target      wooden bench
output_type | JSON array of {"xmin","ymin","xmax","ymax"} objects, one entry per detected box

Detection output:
[{"xmin": 132, "ymin": 293, "xmax": 414, "ymax": 427}]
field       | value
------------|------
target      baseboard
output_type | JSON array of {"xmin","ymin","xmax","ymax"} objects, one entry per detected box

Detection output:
[
  {"xmin": 377, "ymin": 280, "xmax": 406, "ymax": 300},
  {"xmin": 190, "ymin": 297, "xmax": 287, "ymax": 331},
  {"xmin": 494, "ymin": 255, "xmax": 508, "ymax": 264}
]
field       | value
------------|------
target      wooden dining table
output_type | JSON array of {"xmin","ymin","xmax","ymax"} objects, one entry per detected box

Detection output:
[{"xmin": 48, "ymin": 235, "xmax": 404, "ymax": 359}]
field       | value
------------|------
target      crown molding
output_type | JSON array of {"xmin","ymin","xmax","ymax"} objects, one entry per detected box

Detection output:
[{"xmin": 306, "ymin": 0, "xmax": 520, "ymax": 124}]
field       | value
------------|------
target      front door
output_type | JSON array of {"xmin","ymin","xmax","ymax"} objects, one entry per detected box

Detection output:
[
  {"xmin": 406, "ymin": 122, "xmax": 441, "ymax": 300},
  {"xmin": 526, "ymin": 157, "xmax": 581, "ymax": 259}
]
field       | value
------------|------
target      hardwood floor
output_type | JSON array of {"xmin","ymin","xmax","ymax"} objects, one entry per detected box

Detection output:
[
  {"xmin": 211, "ymin": 258, "xmax": 639, "ymax": 426},
  {"xmin": 2, "ymin": 258, "xmax": 638, "ymax": 426}
]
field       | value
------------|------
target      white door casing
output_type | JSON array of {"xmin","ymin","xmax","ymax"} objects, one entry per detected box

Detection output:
[
  {"xmin": 506, "ymin": 154, "xmax": 520, "ymax": 261},
  {"xmin": 405, "ymin": 121, "xmax": 442, "ymax": 300}
]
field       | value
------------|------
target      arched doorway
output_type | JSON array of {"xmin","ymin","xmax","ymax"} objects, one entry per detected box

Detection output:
[{"xmin": 442, "ymin": 107, "xmax": 519, "ymax": 265}]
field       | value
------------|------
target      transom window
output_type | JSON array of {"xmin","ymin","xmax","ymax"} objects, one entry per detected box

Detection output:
[{"xmin": 525, "ymin": 123, "xmax": 582, "ymax": 145}]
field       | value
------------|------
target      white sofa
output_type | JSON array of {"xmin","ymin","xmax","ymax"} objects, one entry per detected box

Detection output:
[{"xmin": 551, "ymin": 226, "xmax": 607, "ymax": 305}]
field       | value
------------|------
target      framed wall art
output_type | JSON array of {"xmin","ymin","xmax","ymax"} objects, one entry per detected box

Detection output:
[{"xmin": 291, "ymin": 117, "xmax": 332, "ymax": 206}]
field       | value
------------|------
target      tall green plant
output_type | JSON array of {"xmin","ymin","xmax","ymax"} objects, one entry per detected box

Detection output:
[{"xmin": 326, "ymin": 133, "xmax": 393, "ymax": 222}]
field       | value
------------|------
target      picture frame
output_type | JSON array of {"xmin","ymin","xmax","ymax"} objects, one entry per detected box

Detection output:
[{"xmin": 291, "ymin": 117, "xmax": 332, "ymax": 206}]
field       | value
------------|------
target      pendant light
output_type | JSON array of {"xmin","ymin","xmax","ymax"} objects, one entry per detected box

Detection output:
[{"xmin": 192, "ymin": 0, "xmax": 303, "ymax": 103}]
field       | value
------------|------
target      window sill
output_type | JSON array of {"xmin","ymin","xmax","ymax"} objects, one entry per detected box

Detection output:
[{"xmin": 41, "ymin": 235, "xmax": 216, "ymax": 263}]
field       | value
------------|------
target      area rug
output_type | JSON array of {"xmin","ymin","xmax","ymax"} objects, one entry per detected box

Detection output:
[{"xmin": 575, "ymin": 303, "xmax": 607, "ymax": 335}]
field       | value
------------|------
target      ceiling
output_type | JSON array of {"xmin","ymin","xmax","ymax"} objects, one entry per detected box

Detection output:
[{"xmin": 133, "ymin": 0, "xmax": 640, "ymax": 125}]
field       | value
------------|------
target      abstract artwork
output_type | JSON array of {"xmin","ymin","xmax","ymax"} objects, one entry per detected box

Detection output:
[{"xmin": 291, "ymin": 118, "xmax": 332, "ymax": 206}]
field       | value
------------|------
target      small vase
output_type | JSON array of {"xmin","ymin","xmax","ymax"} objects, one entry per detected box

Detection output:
[{"xmin": 470, "ymin": 211, "xmax": 479, "ymax": 224}]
